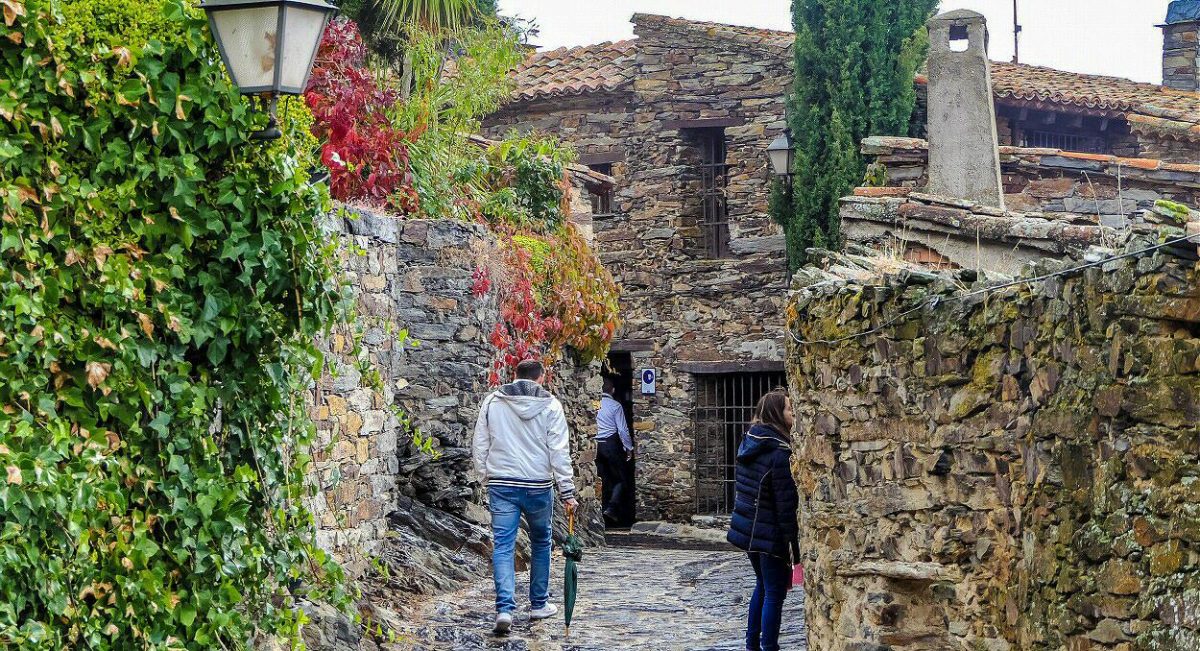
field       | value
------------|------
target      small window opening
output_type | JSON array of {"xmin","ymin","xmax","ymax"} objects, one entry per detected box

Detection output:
[
  {"xmin": 949, "ymin": 25, "xmax": 970, "ymax": 52},
  {"xmin": 587, "ymin": 163, "xmax": 614, "ymax": 217},
  {"xmin": 696, "ymin": 128, "xmax": 730, "ymax": 258},
  {"xmin": 1022, "ymin": 131, "xmax": 1107, "ymax": 154}
]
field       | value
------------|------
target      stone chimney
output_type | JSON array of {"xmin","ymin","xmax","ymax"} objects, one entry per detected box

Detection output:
[
  {"xmin": 925, "ymin": 10, "xmax": 1005, "ymax": 210},
  {"xmin": 1163, "ymin": 1, "xmax": 1200, "ymax": 92}
]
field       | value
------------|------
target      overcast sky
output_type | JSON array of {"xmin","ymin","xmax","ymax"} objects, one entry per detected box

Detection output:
[{"xmin": 498, "ymin": 0, "xmax": 1173, "ymax": 84}]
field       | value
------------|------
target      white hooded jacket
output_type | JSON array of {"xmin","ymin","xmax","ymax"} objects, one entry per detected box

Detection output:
[{"xmin": 472, "ymin": 379, "xmax": 576, "ymax": 500}]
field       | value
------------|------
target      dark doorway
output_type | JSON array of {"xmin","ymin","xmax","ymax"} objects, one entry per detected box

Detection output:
[
  {"xmin": 694, "ymin": 372, "xmax": 787, "ymax": 515},
  {"xmin": 602, "ymin": 352, "xmax": 636, "ymax": 527}
]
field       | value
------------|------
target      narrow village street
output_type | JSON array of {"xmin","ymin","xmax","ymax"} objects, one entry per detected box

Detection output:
[{"xmin": 394, "ymin": 540, "xmax": 808, "ymax": 650}]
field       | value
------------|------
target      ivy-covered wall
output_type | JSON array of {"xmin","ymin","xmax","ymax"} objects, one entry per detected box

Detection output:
[
  {"xmin": 787, "ymin": 247, "xmax": 1200, "ymax": 650},
  {"xmin": 0, "ymin": 0, "xmax": 352, "ymax": 647}
]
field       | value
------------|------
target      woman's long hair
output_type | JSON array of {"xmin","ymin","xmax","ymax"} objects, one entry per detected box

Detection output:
[{"xmin": 755, "ymin": 389, "xmax": 791, "ymax": 438}]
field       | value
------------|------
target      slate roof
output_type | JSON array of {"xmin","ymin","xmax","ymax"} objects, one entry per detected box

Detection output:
[{"xmin": 508, "ymin": 15, "xmax": 1200, "ymax": 140}]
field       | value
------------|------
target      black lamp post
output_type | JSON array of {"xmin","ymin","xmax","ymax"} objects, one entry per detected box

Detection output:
[
  {"xmin": 767, "ymin": 130, "xmax": 795, "ymax": 178},
  {"xmin": 200, "ymin": 0, "xmax": 338, "ymax": 140}
]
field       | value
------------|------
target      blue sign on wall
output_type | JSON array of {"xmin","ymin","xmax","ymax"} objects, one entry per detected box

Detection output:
[{"xmin": 640, "ymin": 368, "xmax": 656, "ymax": 395}]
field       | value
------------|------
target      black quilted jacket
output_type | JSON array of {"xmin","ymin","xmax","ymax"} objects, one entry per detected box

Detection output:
[{"xmin": 726, "ymin": 424, "xmax": 800, "ymax": 564}]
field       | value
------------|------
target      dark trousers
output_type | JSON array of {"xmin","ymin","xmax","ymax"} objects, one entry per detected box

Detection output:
[
  {"xmin": 596, "ymin": 437, "xmax": 629, "ymax": 522},
  {"xmin": 746, "ymin": 552, "xmax": 790, "ymax": 651}
]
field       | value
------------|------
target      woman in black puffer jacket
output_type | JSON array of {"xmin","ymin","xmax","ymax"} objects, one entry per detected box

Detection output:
[{"xmin": 727, "ymin": 389, "xmax": 799, "ymax": 651}]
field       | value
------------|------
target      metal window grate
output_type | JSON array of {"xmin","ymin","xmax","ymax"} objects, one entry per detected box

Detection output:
[
  {"xmin": 697, "ymin": 129, "xmax": 730, "ymax": 258},
  {"xmin": 1023, "ymin": 130, "xmax": 1107, "ymax": 154},
  {"xmin": 694, "ymin": 372, "xmax": 787, "ymax": 515}
]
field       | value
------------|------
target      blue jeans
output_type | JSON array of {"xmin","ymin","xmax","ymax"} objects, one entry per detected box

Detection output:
[
  {"xmin": 746, "ymin": 552, "xmax": 790, "ymax": 651},
  {"xmin": 488, "ymin": 486, "xmax": 553, "ymax": 614}
]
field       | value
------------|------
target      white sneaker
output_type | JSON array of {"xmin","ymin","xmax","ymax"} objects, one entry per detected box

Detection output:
[
  {"xmin": 493, "ymin": 612, "xmax": 513, "ymax": 635},
  {"xmin": 530, "ymin": 603, "xmax": 558, "ymax": 620}
]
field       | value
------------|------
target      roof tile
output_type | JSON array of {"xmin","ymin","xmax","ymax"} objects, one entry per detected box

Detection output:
[
  {"xmin": 511, "ymin": 40, "xmax": 637, "ymax": 101},
  {"xmin": 989, "ymin": 61, "xmax": 1200, "ymax": 136},
  {"xmin": 507, "ymin": 15, "xmax": 1200, "ymax": 140}
]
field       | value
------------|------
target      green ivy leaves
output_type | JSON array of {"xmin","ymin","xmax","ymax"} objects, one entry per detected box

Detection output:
[{"xmin": 0, "ymin": 0, "xmax": 347, "ymax": 647}]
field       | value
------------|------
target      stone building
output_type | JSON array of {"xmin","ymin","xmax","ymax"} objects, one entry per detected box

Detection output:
[
  {"xmin": 485, "ymin": 14, "xmax": 794, "ymax": 521},
  {"xmin": 482, "ymin": 6, "xmax": 1200, "ymax": 522}
]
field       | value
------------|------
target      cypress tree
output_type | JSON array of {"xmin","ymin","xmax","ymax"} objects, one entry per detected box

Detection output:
[{"xmin": 776, "ymin": 0, "xmax": 939, "ymax": 269}]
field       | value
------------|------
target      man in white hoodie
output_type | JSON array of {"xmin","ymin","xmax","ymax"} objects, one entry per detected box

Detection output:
[{"xmin": 472, "ymin": 359, "xmax": 578, "ymax": 635}]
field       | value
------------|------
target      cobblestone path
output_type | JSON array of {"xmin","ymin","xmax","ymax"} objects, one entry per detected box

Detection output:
[{"xmin": 394, "ymin": 544, "xmax": 808, "ymax": 650}]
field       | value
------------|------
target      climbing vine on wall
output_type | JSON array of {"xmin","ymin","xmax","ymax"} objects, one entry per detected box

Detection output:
[
  {"xmin": 473, "ymin": 224, "xmax": 619, "ymax": 386},
  {"xmin": 306, "ymin": 19, "xmax": 418, "ymax": 211},
  {"xmin": 301, "ymin": 18, "xmax": 619, "ymax": 386},
  {"xmin": 0, "ymin": 0, "xmax": 347, "ymax": 647},
  {"xmin": 469, "ymin": 142, "xmax": 620, "ymax": 385}
]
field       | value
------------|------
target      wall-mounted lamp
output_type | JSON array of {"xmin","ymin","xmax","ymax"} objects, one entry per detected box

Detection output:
[
  {"xmin": 767, "ymin": 130, "xmax": 795, "ymax": 177},
  {"xmin": 200, "ymin": 0, "xmax": 338, "ymax": 140}
]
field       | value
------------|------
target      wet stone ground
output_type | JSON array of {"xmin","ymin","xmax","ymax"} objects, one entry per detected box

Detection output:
[{"xmin": 392, "ymin": 544, "xmax": 808, "ymax": 650}]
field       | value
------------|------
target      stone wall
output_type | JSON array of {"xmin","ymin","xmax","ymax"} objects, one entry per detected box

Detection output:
[
  {"xmin": 863, "ymin": 136, "xmax": 1200, "ymax": 228},
  {"xmin": 484, "ymin": 14, "xmax": 792, "ymax": 521},
  {"xmin": 840, "ymin": 191, "xmax": 1115, "ymax": 276},
  {"xmin": 787, "ymin": 244, "xmax": 1200, "ymax": 650},
  {"xmin": 1163, "ymin": 16, "xmax": 1200, "ymax": 93},
  {"xmin": 308, "ymin": 210, "xmax": 603, "ymax": 582}
]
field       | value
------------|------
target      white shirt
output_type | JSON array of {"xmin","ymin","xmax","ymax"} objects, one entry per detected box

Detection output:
[{"xmin": 596, "ymin": 393, "xmax": 633, "ymax": 451}]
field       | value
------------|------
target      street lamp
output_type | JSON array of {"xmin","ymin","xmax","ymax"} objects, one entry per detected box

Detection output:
[
  {"xmin": 200, "ymin": 0, "xmax": 338, "ymax": 140},
  {"xmin": 767, "ymin": 130, "xmax": 795, "ymax": 177}
]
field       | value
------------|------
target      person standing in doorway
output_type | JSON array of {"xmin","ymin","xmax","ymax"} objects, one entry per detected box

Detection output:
[
  {"xmin": 726, "ymin": 389, "xmax": 799, "ymax": 651},
  {"xmin": 596, "ymin": 376, "xmax": 634, "ymax": 526},
  {"xmin": 472, "ymin": 360, "xmax": 579, "ymax": 635}
]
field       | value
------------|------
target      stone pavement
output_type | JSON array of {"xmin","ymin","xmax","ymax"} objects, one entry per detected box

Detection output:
[{"xmin": 393, "ymin": 544, "xmax": 808, "ymax": 650}]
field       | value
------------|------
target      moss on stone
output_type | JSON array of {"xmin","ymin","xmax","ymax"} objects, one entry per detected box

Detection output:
[
  {"xmin": 788, "ymin": 249, "xmax": 1200, "ymax": 651},
  {"xmin": 1155, "ymin": 199, "xmax": 1193, "ymax": 223}
]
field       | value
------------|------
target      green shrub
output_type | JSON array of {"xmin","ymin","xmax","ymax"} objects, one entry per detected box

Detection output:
[
  {"xmin": 0, "ymin": 0, "xmax": 347, "ymax": 647},
  {"xmin": 276, "ymin": 96, "xmax": 322, "ymax": 177},
  {"xmin": 478, "ymin": 134, "xmax": 574, "ymax": 233},
  {"xmin": 48, "ymin": 0, "xmax": 190, "ymax": 52}
]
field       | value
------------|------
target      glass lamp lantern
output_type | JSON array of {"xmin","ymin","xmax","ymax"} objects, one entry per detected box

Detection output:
[
  {"xmin": 200, "ymin": 0, "xmax": 338, "ymax": 139},
  {"xmin": 767, "ymin": 131, "xmax": 795, "ymax": 177}
]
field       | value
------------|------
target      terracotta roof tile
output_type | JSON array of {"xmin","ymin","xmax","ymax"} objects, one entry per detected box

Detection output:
[
  {"xmin": 865, "ymin": 136, "xmax": 1200, "ymax": 182},
  {"xmin": 988, "ymin": 62, "xmax": 1200, "ymax": 137},
  {"xmin": 511, "ymin": 40, "xmax": 637, "ymax": 101},
  {"xmin": 507, "ymin": 15, "xmax": 1200, "ymax": 140}
]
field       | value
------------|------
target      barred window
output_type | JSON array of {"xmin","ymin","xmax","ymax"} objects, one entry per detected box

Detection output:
[
  {"xmin": 696, "ymin": 129, "xmax": 730, "ymax": 258},
  {"xmin": 1023, "ymin": 130, "xmax": 1107, "ymax": 154},
  {"xmin": 694, "ymin": 372, "xmax": 787, "ymax": 515}
]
